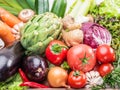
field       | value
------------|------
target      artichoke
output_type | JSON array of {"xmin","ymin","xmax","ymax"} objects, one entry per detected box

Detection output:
[{"xmin": 20, "ymin": 12, "xmax": 63, "ymax": 55}]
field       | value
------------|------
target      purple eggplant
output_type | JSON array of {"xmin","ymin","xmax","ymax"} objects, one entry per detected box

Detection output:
[
  {"xmin": 22, "ymin": 55, "xmax": 48, "ymax": 83},
  {"xmin": 0, "ymin": 41, "xmax": 25, "ymax": 82}
]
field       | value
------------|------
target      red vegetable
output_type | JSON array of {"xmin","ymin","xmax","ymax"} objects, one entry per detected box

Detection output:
[
  {"xmin": 0, "ymin": 7, "xmax": 21, "ymax": 27},
  {"xmin": 67, "ymin": 44, "xmax": 96, "ymax": 72},
  {"xmin": 0, "ymin": 20, "xmax": 15, "ymax": 46},
  {"xmin": 45, "ymin": 40, "xmax": 68, "ymax": 65},
  {"xmin": 18, "ymin": 68, "xmax": 29, "ymax": 82},
  {"xmin": 98, "ymin": 63, "xmax": 113, "ymax": 77},
  {"xmin": 20, "ymin": 81, "xmax": 49, "ymax": 88},
  {"xmin": 96, "ymin": 44, "xmax": 116, "ymax": 63},
  {"xmin": 68, "ymin": 70, "xmax": 86, "ymax": 88}
]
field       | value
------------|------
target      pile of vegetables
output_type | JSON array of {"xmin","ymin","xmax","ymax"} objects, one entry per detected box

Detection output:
[
  {"xmin": 0, "ymin": 0, "xmax": 120, "ymax": 89},
  {"xmin": 89, "ymin": 0, "xmax": 120, "ymax": 89}
]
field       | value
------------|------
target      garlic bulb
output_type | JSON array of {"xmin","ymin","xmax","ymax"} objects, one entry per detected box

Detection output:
[{"xmin": 85, "ymin": 71, "xmax": 103, "ymax": 88}]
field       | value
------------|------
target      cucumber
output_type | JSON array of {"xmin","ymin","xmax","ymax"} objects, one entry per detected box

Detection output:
[
  {"xmin": 35, "ymin": 0, "xmax": 49, "ymax": 14},
  {"xmin": 51, "ymin": 0, "xmax": 67, "ymax": 18}
]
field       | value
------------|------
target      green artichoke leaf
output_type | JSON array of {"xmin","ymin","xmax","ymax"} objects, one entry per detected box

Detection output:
[{"xmin": 21, "ymin": 12, "xmax": 63, "ymax": 55}]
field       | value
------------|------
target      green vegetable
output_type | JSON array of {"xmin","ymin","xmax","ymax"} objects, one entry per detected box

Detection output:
[
  {"xmin": 101, "ymin": 49, "xmax": 120, "ymax": 88},
  {"xmin": 0, "ymin": 0, "xmax": 35, "ymax": 16},
  {"xmin": 0, "ymin": 0, "xmax": 23, "ymax": 15},
  {"xmin": 26, "ymin": 0, "xmax": 35, "ymax": 10},
  {"xmin": 0, "ymin": 73, "xmax": 27, "ymax": 90},
  {"xmin": 51, "ymin": 0, "xmax": 67, "ymax": 18},
  {"xmin": 3, "ymin": 0, "xmax": 23, "ymax": 11},
  {"xmin": 35, "ymin": 0, "xmax": 49, "ymax": 14},
  {"xmin": 20, "ymin": 12, "xmax": 62, "ymax": 55},
  {"xmin": 61, "ymin": 61, "xmax": 70, "ymax": 70},
  {"xmin": 90, "ymin": 0, "xmax": 120, "ymax": 51},
  {"xmin": 0, "ymin": 3, "xmax": 19, "ymax": 15},
  {"xmin": 89, "ymin": 0, "xmax": 120, "ymax": 88},
  {"xmin": 67, "ymin": 0, "xmax": 94, "ymax": 18},
  {"xmin": 17, "ymin": 0, "xmax": 31, "ymax": 9}
]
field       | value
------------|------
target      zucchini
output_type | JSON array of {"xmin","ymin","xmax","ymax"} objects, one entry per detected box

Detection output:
[
  {"xmin": 51, "ymin": 0, "xmax": 67, "ymax": 18},
  {"xmin": 35, "ymin": 0, "xmax": 49, "ymax": 14}
]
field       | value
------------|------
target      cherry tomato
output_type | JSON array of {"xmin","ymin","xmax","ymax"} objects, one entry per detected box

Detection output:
[
  {"xmin": 68, "ymin": 70, "xmax": 86, "ymax": 88},
  {"xmin": 67, "ymin": 44, "xmax": 96, "ymax": 72},
  {"xmin": 96, "ymin": 44, "xmax": 115, "ymax": 63},
  {"xmin": 45, "ymin": 40, "xmax": 68, "ymax": 65},
  {"xmin": 98, "ymin": 63, "xmax": 113, "ymax": 77}
]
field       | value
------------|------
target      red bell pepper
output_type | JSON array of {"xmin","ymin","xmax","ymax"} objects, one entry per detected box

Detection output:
[{"xmin": 45, "ymin": 40, "xmax": 68, "ymax": 65}]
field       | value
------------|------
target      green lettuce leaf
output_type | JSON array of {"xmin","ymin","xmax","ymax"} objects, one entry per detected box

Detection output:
[{"xmin": 0, "ymin": 73, "xmax": 27, "ymax": 90}]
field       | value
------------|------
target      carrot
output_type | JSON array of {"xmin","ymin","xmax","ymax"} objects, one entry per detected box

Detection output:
[
  {"xmin": 0, "ymin": 20, "xmax": 15, "ymax": 46},
  {"xmin": 0, "ymin": 7, "xmax": 21, "ymax": 27}
]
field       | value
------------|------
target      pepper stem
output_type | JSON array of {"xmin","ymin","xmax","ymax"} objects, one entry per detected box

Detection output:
[{"xmin": 51, "ymin": 44, "xmax": 68, "ymax": 54}]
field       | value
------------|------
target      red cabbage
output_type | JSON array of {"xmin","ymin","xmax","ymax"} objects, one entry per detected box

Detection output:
[{"xmin": 81, "ymin": 22, "xmax": 112, "ymax": 49}]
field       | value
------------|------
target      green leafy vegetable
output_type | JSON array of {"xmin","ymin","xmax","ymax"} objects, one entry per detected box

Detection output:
[
  {"xmin": 26, "ymin": 0, "xmax": 35, "ymax": 10},
  {"xmin": 0, "ymin": 73, "xmax": 27, "ymax": 90},
  {"xmin": 90, "ymin": 0, "xmax": 120, "ymax": 88},
  {"xmin": 0, "ymin": 0, "xmax": 23, "ymax": 15},
  {"xmin": 90, "ymin": 0, "xmax": 120, "ymax": 51}
]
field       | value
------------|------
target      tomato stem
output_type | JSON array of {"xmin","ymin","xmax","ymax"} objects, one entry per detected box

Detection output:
[
  {"xmin": 73, "ymin": 70, "xmax": 80, "ymax": 76},
  {"xmin": 79, "ymin": 52, "xmax": 92, "ymax": 64}
]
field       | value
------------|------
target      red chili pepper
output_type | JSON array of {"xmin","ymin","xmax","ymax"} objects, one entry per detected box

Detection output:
[
  {"xmin": 18, "ymin": 68, "xmax": 29, "ymax": 82},
  {"xmin": 20, "ymin": 81, "xmax": 49, "ymax": 88}
]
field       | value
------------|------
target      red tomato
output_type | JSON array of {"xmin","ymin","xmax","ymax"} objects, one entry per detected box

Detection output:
[
  {"xmin": 67, "ymin": 44, "xmax": 96, "ymax": 72},
  {"xmin": 45, "ymin": 40, "xmax": 68, "ymax": 65},
  {"xmin": 96, "ymin": 44, "xmax": 116, "ymax": 63},
  {"xmin": 68, "ymin": 70, "xmax": 86, "ymax": 88},
  {"xmin": 98, "ymin": 63, "xmax": 113, "ymax": 77}
]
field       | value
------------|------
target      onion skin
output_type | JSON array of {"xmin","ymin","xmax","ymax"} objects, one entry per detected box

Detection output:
[{"xmin": 47, "ymin": 66, "xmax": 69, "ymax": 88}]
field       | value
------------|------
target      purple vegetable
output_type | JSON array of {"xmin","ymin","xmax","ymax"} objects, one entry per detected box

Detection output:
[
  {"xmin": 0, "ymin": 41, "xmax": 25, "ymax": 82},
  {"xmin": 81, "ymin": 22, "xmax": 112, "ymax": 49},
  {"xmin": 22, "ymin": 55, "xmax": 48, "ymax": 83}
]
